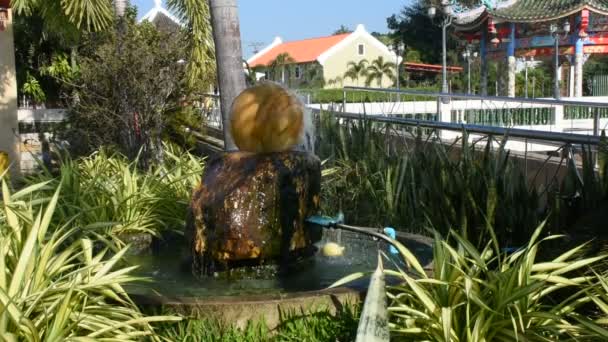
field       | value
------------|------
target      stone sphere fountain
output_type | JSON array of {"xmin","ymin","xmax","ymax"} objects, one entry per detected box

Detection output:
[
  {"xmin": 186, "ymin": 82, "xmax": 321, "ymax": 276},
  {"xmin": 129, "ymin": 82, "xmax": 433, "ymax": 328}
]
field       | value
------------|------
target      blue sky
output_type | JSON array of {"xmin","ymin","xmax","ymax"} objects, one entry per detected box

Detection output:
[{"xmin": 132, "ymin": 0, "xmax": 409, "ymax": 58}]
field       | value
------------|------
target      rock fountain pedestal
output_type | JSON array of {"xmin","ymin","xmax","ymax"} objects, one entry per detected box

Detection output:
[
  {"xmin": 187, "ymin": 82, "xmax": 321, "ymax": 276},
  {"xmin": 187, "ymin": 151, "xmax": 321, "ymax": 276}
]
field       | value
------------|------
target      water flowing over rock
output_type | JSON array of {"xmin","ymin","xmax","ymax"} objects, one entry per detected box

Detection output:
[{"xmin": 187, "ymin": 151, "xmax": 321, "ymax": 276}]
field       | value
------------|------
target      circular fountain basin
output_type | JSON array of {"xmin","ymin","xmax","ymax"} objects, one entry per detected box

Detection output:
[{"xmin": 127, "ymin": 230, "xmax": 433, "ymax": 328}]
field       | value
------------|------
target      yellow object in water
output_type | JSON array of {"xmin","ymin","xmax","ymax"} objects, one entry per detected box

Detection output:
[
  {"xmin": 0, "ymin": 151, "xmax": 8, "ymax": 176},
  {"xmin": 230, "ymin": 82, "xmax": 304, "ymax": 153},
  {"xmin": 322, "ymin": 242, "xmax": 345, "ymax": 257}
]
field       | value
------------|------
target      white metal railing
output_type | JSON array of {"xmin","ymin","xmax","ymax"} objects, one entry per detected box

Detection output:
[
  {"xmin": 17, "ymin": 108, "xmax": 67, "ymax": 172},
  {"xmin": 306, "ymin": 87, "xmax": 608, "ymax": 153},
  {"xmin": 198, "ymin": 93, "xmax": 222, "ymax": 130}
]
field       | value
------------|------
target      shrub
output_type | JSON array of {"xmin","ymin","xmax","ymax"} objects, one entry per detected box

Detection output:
[
  {"xmin": 0, "ymin": 180, "xmax": 179, "ymax": 340},
  {"xmin": 57, "ymin": 20, "xmax": 196, "ymax": 163},
  {"xmin": 317, "ymin": 112, "xmax": 539, "ymax": 245},
  {"xmin": 333, "ymin": 222, "xmax": 608, "ymax": 341},
  {"xmin": 299, "ymin": 86, "xmax": 439, "ymax": 104},
  {"xmin": 25, "ymin": 144, "xmax": 204, "ymax": 244}
]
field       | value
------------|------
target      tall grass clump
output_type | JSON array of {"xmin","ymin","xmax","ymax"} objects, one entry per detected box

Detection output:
[
  {"xmin": 317, "ymin": 111, "xmax": 539, "ymax": 245},
  {"xmin": 333, "ymin": 222, "xmax": 608, "ymax": 341},
  {"xmin": 0, "ymin": 180, "xmax": 179, "ymax": 340},
  {"xmin": 154, "ymin": 306, "xmax": 359, "ymax": 342},
  {"xmin": 25, "ymin": 144, "xmax": 204, "ymax": 245}
]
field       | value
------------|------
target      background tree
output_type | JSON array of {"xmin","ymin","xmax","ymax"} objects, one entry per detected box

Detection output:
[
  {"xmin": 301, "ymin": 63, "xmax": 325, "ymax": 88},
  {"xmin": 343, "ymin": 59, "xmax": 368, "ymax": 86},
  {"xmin": 55, "ymin": 21, "xmax": 191, "ymax": 163},
  {"xmin": 583, "ymin": 55, "xmax": 608, "ymax": 95},
  {"xmin": 333, "ymin": 25, "xmax": 352, "ymax": 35},
  {"xmin": 13, "ymin": 0, "xmax": 217, "ymax": 104},
  {"xmin": 365, "ymin": 57, "xmax": 396, "ymax": 87},
  {"xmin": 167, "ymin": 0, "xmax": 216, "ymax": 88},
  {"xmin": 371, "ymin": 31, "xmax": 393, "ymax": 46},
  {"xmin": 269, "ymin": 52, "xmax": 296, "ymax": 86},
  {"xmin": 517, "ymin": 63, "xmax": 552, "ymax": 98},
  {"xmin": 11, "ymin": 0, "xmax": 113, "ymax": 31},
  {"xmin": 387, "ymin": 0, "xmax": 457, "ymax": 65}
]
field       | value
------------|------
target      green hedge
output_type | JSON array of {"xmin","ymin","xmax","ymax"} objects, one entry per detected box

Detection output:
[{"xmin": 297, "ymin": 87, "xmax": 439, "ymax": 104}]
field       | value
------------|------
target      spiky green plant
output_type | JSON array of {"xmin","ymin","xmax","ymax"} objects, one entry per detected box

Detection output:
[
  {"xmin": 333, "ymin": 222, "xmax": 608, "ymax": 341},
  {"xmin": 317, "ymin": 112, "xmax": 539, "ymax": 245},
  {"xmin": 0, "ymin": 180, "xmax": 179, "ymax": 340},
  {"xmin": 25, "ymin": 144, "xmax": 204, "ymax": 245}
]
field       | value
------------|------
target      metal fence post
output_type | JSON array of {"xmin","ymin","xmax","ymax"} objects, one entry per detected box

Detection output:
[
  {"xmin": 594, "ymin": 109, "xmax": 600, "ymax": 136},
  {"xmin": 342, "ymin": 89, "xmax": 346, "ymax": 114}
]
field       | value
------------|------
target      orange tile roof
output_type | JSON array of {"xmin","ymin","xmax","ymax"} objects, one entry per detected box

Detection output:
[{"xmin": 249, "ymin": 33, "xmax": 351, "ymax": 67}]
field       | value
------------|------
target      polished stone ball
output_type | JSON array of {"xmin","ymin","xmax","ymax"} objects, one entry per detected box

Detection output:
[{"xmin": 230, "ymin": 82, "xmax": 304, "ymax": 153}]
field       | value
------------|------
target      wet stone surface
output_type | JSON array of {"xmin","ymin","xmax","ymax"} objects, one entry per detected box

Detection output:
[{"xmin": 187, "ymin": 151, "xmax": 322, "ymax": 276}]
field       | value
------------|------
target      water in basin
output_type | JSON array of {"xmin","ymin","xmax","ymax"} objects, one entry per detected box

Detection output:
[{"xmin": 125, "ymin": 230, "xmax": 433, "ymax": 298}]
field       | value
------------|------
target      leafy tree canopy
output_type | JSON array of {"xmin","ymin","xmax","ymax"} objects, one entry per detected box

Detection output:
[
  {"xmin": 55, "ymin": 20, "xmax": 194, "ymax": 162},
  {"xmin": 387, "ymin": 0, "xmax": 458, "ymax": 64},
  {"xmin": 333, "ymin": 25, "xmax": 352, "ymax": 35}
]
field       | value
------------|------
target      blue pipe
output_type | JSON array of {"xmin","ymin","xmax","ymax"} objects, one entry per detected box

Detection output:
[{"xmin": 306, "ymin": 214, "xmax": 399, "ymax": 255}]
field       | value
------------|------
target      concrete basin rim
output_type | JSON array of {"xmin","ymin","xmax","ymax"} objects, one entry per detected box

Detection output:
[{"xmin": 130, "ymin": 286, "xmax": 364, "ymax": 306}]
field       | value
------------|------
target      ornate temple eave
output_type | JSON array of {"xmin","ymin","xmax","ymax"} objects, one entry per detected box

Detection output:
[
  {"xmin": 454, "ymin": 1, "xmax": 608, "ymax": 29},
  {"xmin": 491, "ymin": 1, "xmax": 608, "ymax": 23},
  {"xmin": 453, "ymin": 7, "xmax": 489, "ymax": 32}
]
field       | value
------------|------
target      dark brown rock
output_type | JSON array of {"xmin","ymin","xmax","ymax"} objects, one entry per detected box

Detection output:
[{"xmin": 187, "ymin": 151, "xmax": 321, "ymax": 276}]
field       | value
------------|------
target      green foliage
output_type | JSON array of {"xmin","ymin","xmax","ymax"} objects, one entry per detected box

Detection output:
[
  {"xmin": 583, "ymin": 55, "xmax": 608, "ymax": 95},
  {"xmin": 387, "ymin": 1, "xmax": 454, "ymax": 65},
  {"xmin": 0, "ymin": 179, "xmax": 179, "ymax": 340},
  {"xmin": 267, "ymin": 52, "xmax": 296, "ymax": 86},
  {"xmin": 275, "ymin": 306, "xmax": 359, "ymax": 341},
  {"xmin": 333, "ymin": 25, "xmax": 353, "ymax": 35},
  {"xmin": 13, "ymin": 14, "xmax": 73, "ymax": 107},
  {"xmin": 12, "ymin": 0, "xmax": 113, "ymax": 32},
  {"xmin": 166, "ymin": 0, "xmax": 216, "ymax": 89},
  {"xmin": 343, "ymin": 60, "xmax": 369, "ymax": 87},
  {"xmin": 60, "ymin": 21, "xmax": 191, "ymax": 161},
  {"xmin": 515, "ymin": 63, "xmax": 553, "ymax": 98},
  {"xmin": 300, "ymin": 87, "xmax": 438, "ymax": 104},
  {"xmin": 577, "ymin": 272, "xmax": 608, "ymax": 338},
  {"xmin": 317, "ymin": 112, "xmax": 539, "ymax": 245},
  {"xmin": 404, "ymin": 46, "xmax": 422, "ymax": 63},
  {"xmin": 155, "ymin": 306, "xmax": 359, "ymax": 342},
  {"xmin": 156, "ymin": 319, "xmax": 270, "ymax": 342},
  {"xmin": 333, "ymin": 223, "xmax": 608, "ymax": 341},
  {"xmin": 24, "ymin": 144, "xmax": 204, "ymax": 244},
  {"xmin": 365, "ymin": 57, "xmax": 396, "ymax": 87},
  {"xmin": 41, "ymin": 54, "xmax": 79, "ymax": 81},
  {"xmin": 21, "ymin": 73, "xmax": 46, "ymax": 104},
  {"xmin": 164, "ymin": 106, "xmax": 205, "ymax": 151},
  {"xmin": 371, "ymin": 31, "xmax": 393, "ymax": 46},
  {"xmin": 301, "ymin": 63, "xmax": 326, "ymax": 89},
  {"xmin": 13, "ymin": 0, "xmax": 214, "ymax": 92}
]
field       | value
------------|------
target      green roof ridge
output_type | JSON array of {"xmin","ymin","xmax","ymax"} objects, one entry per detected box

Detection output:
[{"xmin": 490, "ymin": 0, "xmax": 608, "ymax": 22}]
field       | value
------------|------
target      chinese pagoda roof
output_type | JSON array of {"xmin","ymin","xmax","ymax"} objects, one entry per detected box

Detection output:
[
  {"xmin": 453, "ymin": 0, "xmax": 608, "ymax": 31},
  {"xmin": 492, "ymin": 0, "xmax": 608, "ymax": 22},
  {"xmin": 453, "ymin": 5, "xmax": 489, "ymax": 31}
]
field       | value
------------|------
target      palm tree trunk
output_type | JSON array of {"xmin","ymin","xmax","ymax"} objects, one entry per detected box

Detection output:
[
  {"xmin": 0, "ymin": 6, "xmax": 20, "ymax": 176},
  {"xmin": 115, "ymin": 0, "xmax": 136, "ymax": 159},
  {"xmin": 209, "ymin": 0, "xmax": 246, "ymax": 151}
]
